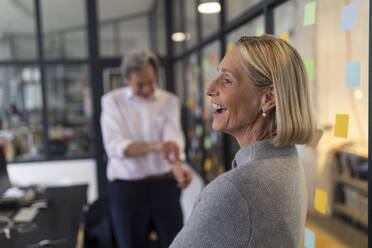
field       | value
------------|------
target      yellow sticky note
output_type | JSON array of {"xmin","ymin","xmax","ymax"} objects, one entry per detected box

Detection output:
[
  {"xmin": 314, "ymin": 188, "xmax": 327, "ymax": 214},
  {"xmin": 280, "ymin": 32, "xmax": 289, "ymax": 41},
  {"xmin": 303, "ymin": 1, "xmax": 316, "ymax": 26},
  {"xmin": 256, "ymin": 26, "xmax": 264, "ymax": 36},
  {"xmin": 226, "ymin": 43, "xmax": 233, "ymax": 52},
  {"xmin": 334, "ymin": 114, "xmax": 349, "ymax": 138},
  {"xmin": 204, "ymin": 158, "xmax": 212, "ymax": 171}
]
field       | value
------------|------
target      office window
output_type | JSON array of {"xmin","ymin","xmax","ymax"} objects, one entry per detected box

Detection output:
[
  {"xmin": 226, "ymin": 0, "xmax": 262, "ymax": 23},
  {"xmin": 174, "ymin": 60, "xmax": 185, "ymax": 104},
  {"xmin": 0, "ymin": 66, "xmax": 44, "ymax": 161},
  {"xmin": 42, "ymin": 0, "xmax": 87, "ymax": 59},
  {"xmin": 119, "ymin": 17, "xmax": 150, "ymax": 56},
  {"xmin": 154, "ymin": 0, "xmax": 167, "ymax": 56},
  {"xmin": 185, "ymin": 0, "xmax": 197, "ymax": 49},
  {"xmin": 200, "ymin": 7, "xmax": 219, "ymax": 40},
  {"xmin": 0, "ymin": 0, "xmax": 37, "ymax": 60},
  {"xmin": 226, "ymin": 15, "xmax": 265, "ymax": 44},
  {"xmin": 183, "ymin": 54, "xmax": 204, "ymax": 173},
  {"xmin": 45, "ymin": 64, "xmax": 93, "ymax": 158},
  {"xmin": 99, "ymin": 0, "xmax": 152, "ymax": 57},
  {"xmin": 99, "ymin": 23, "xmax": 115, "ymax": 58}
]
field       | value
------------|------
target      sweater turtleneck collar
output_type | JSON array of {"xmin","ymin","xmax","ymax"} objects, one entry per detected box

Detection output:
[{"xmin": 232, "ymin": 139, "xmax": 297, "ymax": 169}]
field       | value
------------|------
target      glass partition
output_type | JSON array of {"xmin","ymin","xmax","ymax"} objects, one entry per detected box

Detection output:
[
  {"xmin": 274, "ymin": 0, "xmax": 369, "ymax": 246},
  {"xmin": 45, "ymin": 64, "xmax": 93, "ymax": 158},
  {"xmin": 0, "ymin": 0, "xmax": 37, "ymax": 60},
  {"xmin": 42, "ymin": 0, "xmax": 87, "ymax": 60},
  {"xmin": 0, "ymin": 66, "xmax": 44, "ymax": 161}
]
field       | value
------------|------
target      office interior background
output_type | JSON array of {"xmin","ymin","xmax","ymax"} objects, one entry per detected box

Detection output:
[{"xmin": 0, "ymin": 0, "xmax": 370, "ymax": 247}]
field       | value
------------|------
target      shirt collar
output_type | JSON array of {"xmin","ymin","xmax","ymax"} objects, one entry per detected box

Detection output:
[
  {"xmin": 126, "ymin": 87, "xmax": 160, "ymax": 101},
  {"xmin": 232, "ymin": 139, "xmax": 296, "ymax": 169}
]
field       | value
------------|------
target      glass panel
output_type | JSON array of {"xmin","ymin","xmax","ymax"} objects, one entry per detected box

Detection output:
[
  {"xmin": 185, "ymin": 0, "xmax": 197, "ymax": 49},
  {"xmin": 226, "ymin": 0, "xmax": 262, "ymax": 23},
  {"xmin": 119, "ymin": 16, "xmax": 149, "ymax": 55},
  {"xmin": 201, "ymin": 41, "xmax": 224, "ymax": 182},
  {"xmin": 173, "ymin": 0, "xmax": 186, "ymax": 56},
  {"xmin": 99, "ymin": 24, "xmax": 115, "ymax": 57},
  {"xmin": 174, "ymin": 60, "xmax": 185, "ymax": 104},
  {"xmin": 0, "ymin": 0, "xmax": 37, "ymax": 60},
  {"xmin": 155, "ymin": 0, "xmax": 167, "ymax": 56},
  {"xmin": 184, "ymin": 54, "xmax": 204, "ymax": 174},
  {"xmin": 45, "ymin": 64, "xmax": 93, "ymax": 158},
  {"xmin": 0, "ymin": 66, "xmax": 44, "ymax": 161},
  {"xmin": 42, "ymin": 0, "xmax": 87, "ymax": 59},
  {"xmin": 201, "ymin": 11, "xmax": 219, "ymax": 40},
  {"xmin": 43, "ymin": 33, "xmax": 64, "ymax": 60},
  {"xmin": 226, "ymin": 15, "xmax": 265, "ymax": 45},
  {"xmin": 173, "ymin": 0, "xmax": 197, "ymax": 55},
  {"xmin": 274, "ymin": 0, "xmax": 368, "ymax": 246}
]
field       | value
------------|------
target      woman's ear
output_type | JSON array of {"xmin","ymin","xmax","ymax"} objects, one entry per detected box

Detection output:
[{"xmin": 261, "ymin": 85, "xmax": 276, "ymax": 112}]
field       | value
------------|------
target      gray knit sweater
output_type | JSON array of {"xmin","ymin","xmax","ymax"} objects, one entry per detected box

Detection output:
[{"xmin": 170, "ymin": 139, "xmax": 307, "ymax": 248}]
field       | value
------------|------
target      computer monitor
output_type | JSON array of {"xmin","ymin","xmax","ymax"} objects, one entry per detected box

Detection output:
[{"xmin": 0, "ymin": 146, "xmax": 11, "ymax": 195}]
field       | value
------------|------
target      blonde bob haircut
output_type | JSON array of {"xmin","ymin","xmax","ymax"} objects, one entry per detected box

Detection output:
[{"xmin": 236, "ymin": 35, "xmax": 314, "ymax": 146}]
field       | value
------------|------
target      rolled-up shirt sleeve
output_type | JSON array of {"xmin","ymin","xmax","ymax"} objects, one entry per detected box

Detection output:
[
  {"xmin": 100, "ymin": 94, "xmax": 133, "ymax": 158},
  {"xmin": 162, "ymin": 97, "xmax": 186, "ymax": 161}
]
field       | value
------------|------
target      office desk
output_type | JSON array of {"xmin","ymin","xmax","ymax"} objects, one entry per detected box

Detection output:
[{"xmin": 0, "ymin": 185, "xmax": 87, "ymax": 248}]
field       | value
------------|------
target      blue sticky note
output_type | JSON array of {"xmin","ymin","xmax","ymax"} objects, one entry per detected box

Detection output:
[
  {"xmin": 340, "ymin": 2, "xmax": 358, "ymax": 31},
  {"xmin": 304, "ymin": 228, "xmax": 315, "ymax": 248},
  {"xmin": 345, "ymin": 61, "xmax": 361, "ymax": 87}
]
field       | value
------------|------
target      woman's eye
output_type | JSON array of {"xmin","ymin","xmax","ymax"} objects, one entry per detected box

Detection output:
[{"xmin": 223, "ymin": 78, "xmax": 231, "ymax": 84}]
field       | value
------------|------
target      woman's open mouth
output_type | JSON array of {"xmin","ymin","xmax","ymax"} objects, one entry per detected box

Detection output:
[{"xmin": 212, "ymin": 103, "xmax": 227, "ymax": 118}]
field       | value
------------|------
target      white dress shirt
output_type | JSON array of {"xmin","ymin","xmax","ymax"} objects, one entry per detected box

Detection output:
[{"xmin": 100, "ymin": 87, "xmax": 185, "ymax": 181}]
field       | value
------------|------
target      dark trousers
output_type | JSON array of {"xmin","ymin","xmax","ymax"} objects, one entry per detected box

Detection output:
[{"xmin": 109, "ymin": 177, "xmax": 183, "ymax": 248}]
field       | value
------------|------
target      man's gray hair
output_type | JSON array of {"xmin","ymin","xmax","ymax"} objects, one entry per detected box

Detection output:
[{"xmin": 120, "ymin": 50, "xmax": 159, "ymax": 80}]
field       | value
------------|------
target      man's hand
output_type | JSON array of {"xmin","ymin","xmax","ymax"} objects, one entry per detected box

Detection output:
[
  {"xmin": 172, "ymin": 163, "xmax": 193, "ymax": 189},
  {"xmin": 161, "ymin": 141, "xmax": 180, "ymax": 163}
]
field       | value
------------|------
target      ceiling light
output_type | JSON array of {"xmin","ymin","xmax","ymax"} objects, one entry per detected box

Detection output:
[
  {"xmin": 197, "ymin": 1, "xmax": 221, "ymax": 14},
  {"xmin": 172, "ymin": 32, "xmax": 191, "ymax": 42}
]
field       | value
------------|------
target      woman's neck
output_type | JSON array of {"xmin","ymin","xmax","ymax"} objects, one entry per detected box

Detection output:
[{"xmin": 232, "ymin": 118, "xmax": 272, "ymax": 147}]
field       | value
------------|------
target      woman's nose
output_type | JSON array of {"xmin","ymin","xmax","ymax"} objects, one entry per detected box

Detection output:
[{"xmin": 205, "ymin": 79, "xmax": 217, "ymax": 96}]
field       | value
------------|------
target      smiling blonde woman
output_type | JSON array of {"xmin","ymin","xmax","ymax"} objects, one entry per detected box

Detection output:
[{"xmin": 170, "ymin": 35, "xmax": 314, "ymax": 248}]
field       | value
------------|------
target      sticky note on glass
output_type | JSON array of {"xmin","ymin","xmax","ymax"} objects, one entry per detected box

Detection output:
[
  {"xmin": 280, "ymin": 32, "xmax": 289, "ymax": 41},
  {"xmin": 191, "ymin": 82, "xmax": 198, "ymax": 93},
  {"xmin": 303, "ymin": 1, "xmax": 316, "ymax": 26},
  {"xmin": 195, "ymin": 106, "xmax": 202, "ymax": 118},
  {"xmin": 226, "ymin": 43, "xmax": 233, "ymax": 52},
  {"xmin": 195, "ymin": 125, "xmax": 203, "ymax": 137},
  {"xmin": 202, "ymin": 109, "xmax": 208, "ymax": 120},
  {"xmin": 191, "ymin": 138, "xmax": 199, "ymax": 149},
  {"xmin": 345, "ymin": 61, "xmax": 361, "ymax": 87},
  {"xmin": 304, "ymin": 228, "xmax": 315, "ymax": 248},
  {"xmin": 340, "ymin": 2, "xmax": 358, "ymax": 31},
  {"xmin": 211, "ymin": 131, "xmax": 218, "ymax": 145},
  {"xmin": 210, "ymin": 53, "xmax": 218, "ymax": 65},
  {"xmin": 187, "ymin": 129, "xmax": 194, "ymax": 139},
  {"xmin": 334, "ymin": 114, "xmax": 349, "ymax": 138},
  {"xmin": 204, "ymin": 158, "xmax": 212, "ymax": 171},
  {"xmin": 314, "ymin": 188, "xmax": 327, "ymax": 214},
  {"xmin": 304, "ymin": 59, "xmax": 314, "ymax": 81},
  {"xmin": 202, "ymin": 58, "xmax": 209, "ymax": 70},
  {"xmin": 204, "ymin": 137, "xmax": 212, "ymax": 150},
  {"xmin": 256, "ymin": 26, "xmax": 264, "ymax": 36}
]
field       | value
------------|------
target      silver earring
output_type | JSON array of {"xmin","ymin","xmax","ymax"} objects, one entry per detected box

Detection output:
[{"xmin": 262, "ymin": 111, "xmax": 267, "ymax": 117}]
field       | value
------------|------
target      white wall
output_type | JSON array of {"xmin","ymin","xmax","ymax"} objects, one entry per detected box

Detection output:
[{"xmin": 7, "ymin": 159, "xmax": 98, "ymax": 203}]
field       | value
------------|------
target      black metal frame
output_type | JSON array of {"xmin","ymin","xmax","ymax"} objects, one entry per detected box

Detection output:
[{"xmin": 368, "ymin": 0, "xmax": 371, "ymax": 244}]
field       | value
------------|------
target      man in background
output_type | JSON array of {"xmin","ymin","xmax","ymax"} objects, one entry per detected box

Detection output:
[{"xmin": 100, "ymin": 50, "xmax": 192, "ymax": 248}]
